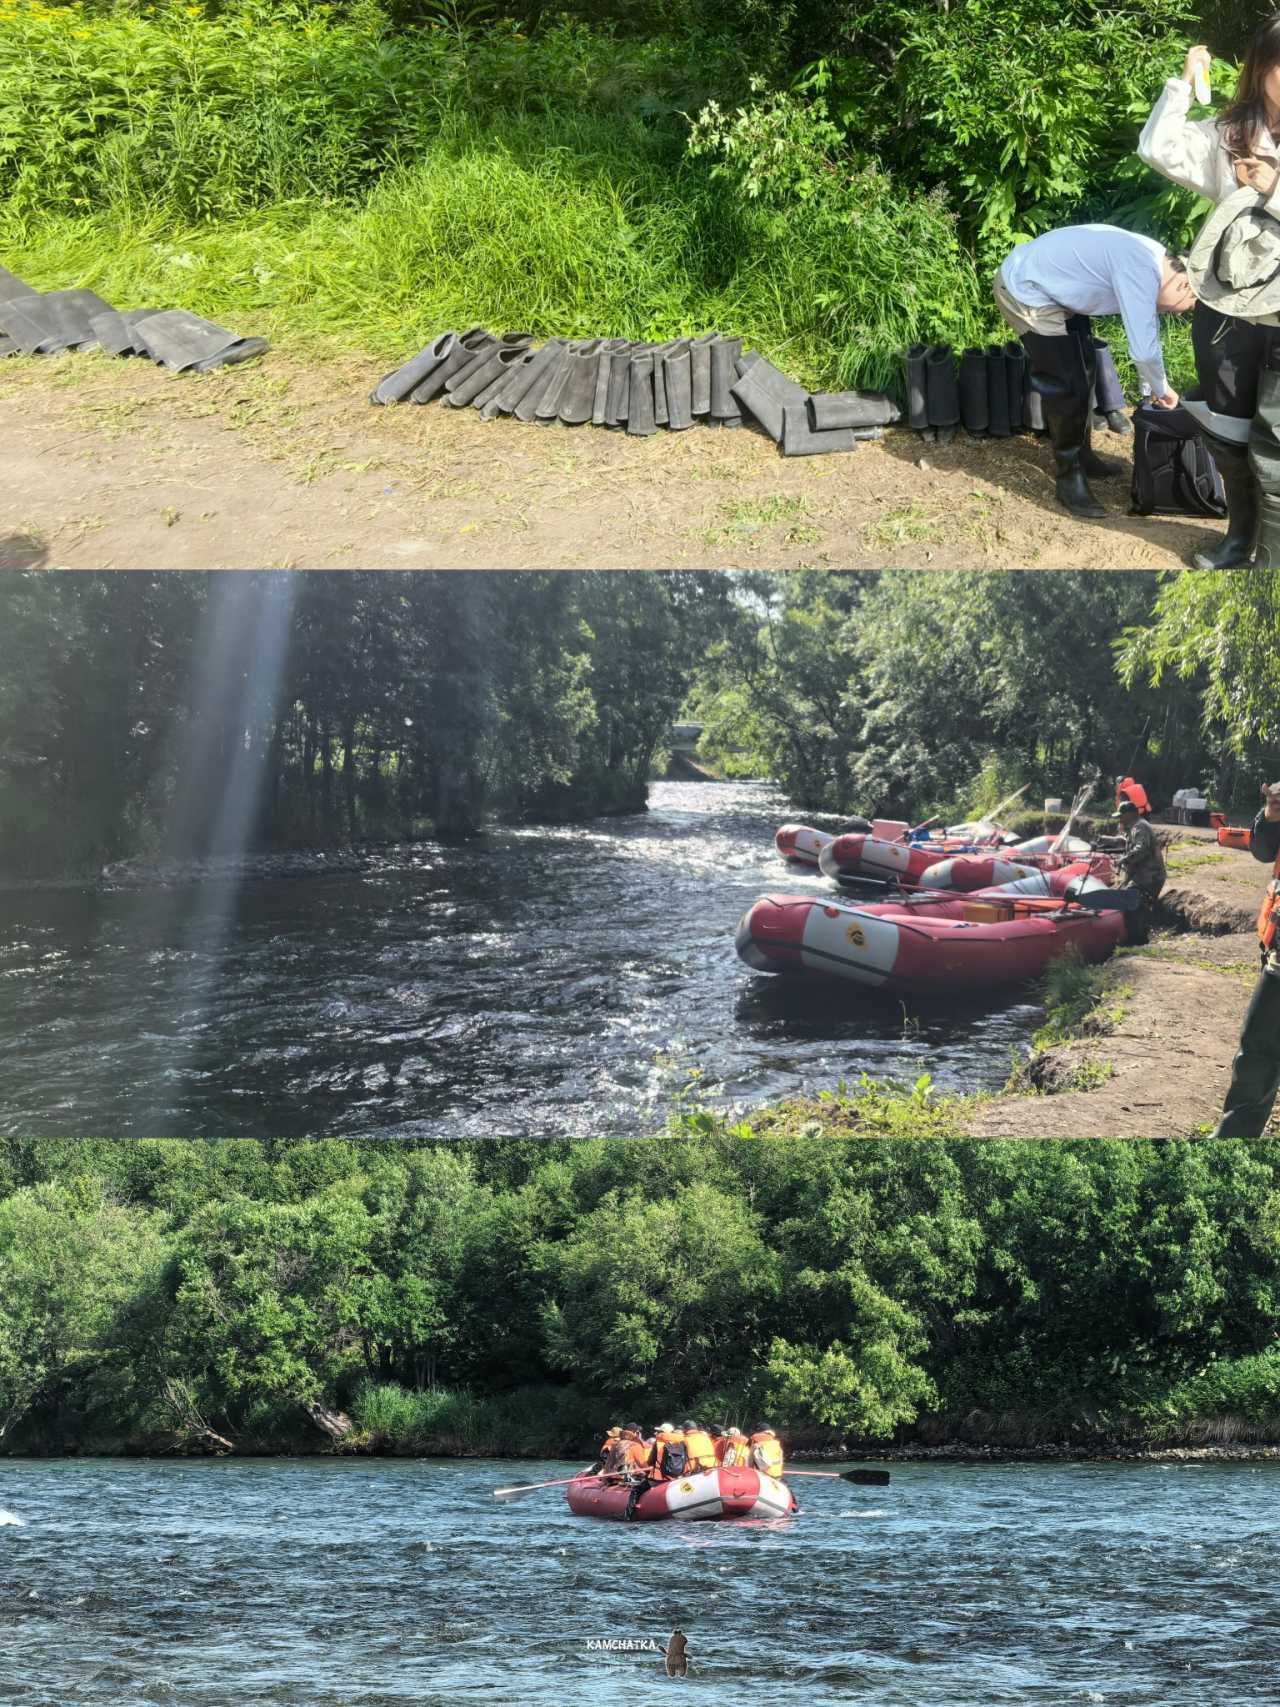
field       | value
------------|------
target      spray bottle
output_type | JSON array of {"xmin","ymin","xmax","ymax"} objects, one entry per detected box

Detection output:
[{"xmin": 1193, "ymin": 61, "xmax": 1211, "ymax": 105}]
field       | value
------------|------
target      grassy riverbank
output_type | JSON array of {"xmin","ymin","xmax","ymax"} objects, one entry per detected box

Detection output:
[{"xmin": 0, "ymin": 0, "xmax": 1207, "ymax": 395}]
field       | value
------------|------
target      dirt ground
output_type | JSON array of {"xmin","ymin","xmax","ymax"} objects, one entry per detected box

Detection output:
[
  {"xmin": 0, "ymin": 349, "xmax": 1225, "ymax": 571},
  {"xmin": 969, "ymin": 823, "xmax": 1268, "ymax": 1138}
]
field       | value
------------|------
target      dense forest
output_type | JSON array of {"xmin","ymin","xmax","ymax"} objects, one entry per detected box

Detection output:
[
  {"xmin": 0, "ymin": 0, "xmax": 1255, "ymax": 389},
  {"xmin": 0, "ymin": 571, "xmax": 734, "ymax": 873},
  {"xmin": 1, "ymin": 569, "xmax": 1276, "ymax": 879},
  {"xmin": 3, "ymin": 1137, "xmax": 1279, "ymax": 1457}
]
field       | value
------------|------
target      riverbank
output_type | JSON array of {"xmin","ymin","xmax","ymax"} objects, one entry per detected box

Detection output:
[
  {"xmin": 0, "ymin": 351, "xmax": 1213, "ymax": 572},
  {"xmin": 969, "ymin": 823, "xmax": 1263, "ymax": 1137}
]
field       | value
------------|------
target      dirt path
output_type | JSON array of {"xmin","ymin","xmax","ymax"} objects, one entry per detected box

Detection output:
[
  {"xmin": 0, "ymin": 350, "xmax": 1220, "ymax": 571},
  {"xmin": 969, "ymin": 825, "xmax": 1268, "ymax": 1138}
]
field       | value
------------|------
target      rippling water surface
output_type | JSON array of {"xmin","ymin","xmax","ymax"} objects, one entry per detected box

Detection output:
[
  {"xmin": 2, "ymin": 1458, "xmax": 1277, "ymax": 1706},
  {"xmin": 0, "ymin": 782, "xmax": 1039, "ymax": 1136}
]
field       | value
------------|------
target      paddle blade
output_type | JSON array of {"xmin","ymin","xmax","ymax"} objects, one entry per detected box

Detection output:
[
  {"xmin": 842, "ymin": 1469, "xmax": 891, "ymax": 1486},
  {"xmin": 492, "ymin": 1485, "xmax": 540, "ymax": 1500},
  {"xmin": 1065, "ymin": 885, "xmax": 1141, "ymax": 913}
]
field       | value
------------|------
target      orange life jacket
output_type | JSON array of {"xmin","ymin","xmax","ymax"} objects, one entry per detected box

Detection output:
[
  {"xmin": 720, "ymin": 1437, "xmax": 750, "ymax": 1469},
  {"xmin": 1116, "ymin": 778, "xmax": 1150, "ymax": 816},
  {"xmin": 682, "ymin": 1429, "xmax": 717, "ymax": 1472},
  {"xmin": 750, "ymin": 1431, "xmax": 784, "ymax": 1477},
  {"xmin": 1257, "ymin": 851, "xmax": 1280, "ymax": 951}
]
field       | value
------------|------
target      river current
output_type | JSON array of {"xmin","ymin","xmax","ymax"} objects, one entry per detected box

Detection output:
[
  {"xmin": 2, "ymin": 1457, "xmax": 1276, "ymax": 1706},
  {"xmin": 0, "ymin": 781, "xmax": 1039, "ymax": 1136}
]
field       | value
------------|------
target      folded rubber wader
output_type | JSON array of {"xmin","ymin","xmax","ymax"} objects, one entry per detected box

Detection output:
[
  {"xmin": 958, "ymin": 347, "xmax": 989, "ymax": 435},
  {"xmin": 1020, "ymin": 329, "xmax": 1105, "ymax": 517},
  {"xmin": 1249, "ymin": 329, "xmax": 1280, "ymax": 568}
]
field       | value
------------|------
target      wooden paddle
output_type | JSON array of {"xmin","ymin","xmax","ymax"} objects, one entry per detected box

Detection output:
[{"xmin": 493, "ymin": 1469, "xmax": 597, "ymax": 1500}]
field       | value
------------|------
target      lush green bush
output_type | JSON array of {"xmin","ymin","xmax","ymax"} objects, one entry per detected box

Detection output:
[{"xmin": 6, "ymin": 1137, "xmax": 1279, "ymax": 1454}]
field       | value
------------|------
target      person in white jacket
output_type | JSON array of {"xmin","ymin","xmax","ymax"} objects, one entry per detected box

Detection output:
[{"xmin": 1138, "ymin": 20, "xmax": 1280, "ymax": 566}]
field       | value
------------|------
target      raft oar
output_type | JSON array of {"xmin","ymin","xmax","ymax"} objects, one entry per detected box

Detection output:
[
  {"xmin": 493, "ymin": 1469, "xmax": 597, "ymax": 1501},
  {"xmin": 786, "ymin": 1468, "xmax": 891, "ymax": 1486}
]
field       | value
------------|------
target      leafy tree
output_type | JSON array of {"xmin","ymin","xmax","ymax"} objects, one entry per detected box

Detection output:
[{"xmin": 0, "ymin": 1181, "xmax": 164, "ymax": 1440}]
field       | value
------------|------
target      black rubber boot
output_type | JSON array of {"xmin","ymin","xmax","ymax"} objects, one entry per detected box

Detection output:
[
  {"xmin": 1079, "ymin": 418, "xmax": 1124, "ymax": 479},
  {"xmin": 1023, "ymin": 330, "xmax": 1105, "ymax": 517},
  {"xmin": 1048, "ymin": 406, "xmax": 1106, "ymax": 516},
  {"xmin": 958, "ymin": 347, "xmax": 989, "ymax": 434},
  {"xmin": 1092, "ymin": 338, "xmax": 1132, "ymax": 435},
  {"xmin": 624, "ymin": 1480, "xmax": 646, "ymax": 1521},
  {"xmin": 1003, "ymin": 341, "xmax": 1026, "ymax": 432},
  {"xmin": 1191, "ymin": 433, "xmax": 1258, "ymax": 568},
  {"xmin": 924, "ymin": 345, "xmax": 960, "ymax": 442},
  {"xmin": 985, "ymin": 345, "xmax": 1011, "ymax": 437},
  {"xmin": 903, "ymin": 344, "xmax": 929, "ymax": 432}
]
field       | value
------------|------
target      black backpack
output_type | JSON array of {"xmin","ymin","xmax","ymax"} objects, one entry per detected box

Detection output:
[{"xmin": 1129, "ymin": 403, "xmax": 1227, "ymax": 518}]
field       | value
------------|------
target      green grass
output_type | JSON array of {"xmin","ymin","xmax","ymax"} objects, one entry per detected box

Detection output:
[
  {"xmin": 0, "ymin": 10, "xmax": 996, "ymax": 390},
  {"xmin": 1030, "ymin": 952, "xmax": 1125, "ymax": 1051},
  {"xmin": 669, "ymin": 1072, "xmax": 981, "ymax": 1138}
]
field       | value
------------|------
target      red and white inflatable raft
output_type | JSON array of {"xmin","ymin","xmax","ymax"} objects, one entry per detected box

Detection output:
[
  {"xmin": 565, "ymin": 1467, "xmax": 796, "ymax": 1522},
  {"xmin": 736, "ymin": 881, "xmax": 1132, "ymax": 996},
  {"xmin": 775, "ymin": 825, "xmax": 833, "ymax": 868},
  {"xmin": 818, "ymin": 832, "xmax": 1094, "ymax": 887}
]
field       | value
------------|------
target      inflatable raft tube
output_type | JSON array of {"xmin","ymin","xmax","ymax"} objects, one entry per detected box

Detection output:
[
  {"xmin": 736, "ymin": 888, "xmax": 1131, "ymax": 995},
  {"xmin": 565, "ymin": 1467, "xmax": 796, "ymax": 1521},
  {"xmin": 775, "ymin": 825, "xmax": 833, "ymax": 868},
  {"xmin": 819, "ymin": 833, "xmax": 952, "ymax": 885}
]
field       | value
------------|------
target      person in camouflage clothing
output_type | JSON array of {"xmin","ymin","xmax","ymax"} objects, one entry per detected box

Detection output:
[{"xmin": 1114, "ymin": 799, "xmax": 1166, "ymax": 899}]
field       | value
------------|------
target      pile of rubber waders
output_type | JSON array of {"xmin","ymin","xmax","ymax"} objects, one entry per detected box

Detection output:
[
  {"xmin": 903, "ymin": 338, "xmax": 1132, "ymax": 443},
  {"xmin": 0, "ymin": 264, "xmax": 267, "ymax": 373},
  {"xmin": 372, "ymin": 328, "xmax": 900, "ymax": 457}
]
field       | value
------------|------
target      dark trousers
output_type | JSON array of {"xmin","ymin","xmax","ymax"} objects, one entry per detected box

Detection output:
[
  {"xmin": 1213, "ymin": 966, "xmax": 1280, "ymax": 1136},
  {"xmin": 1192, "ymin": 299, "xmax": 1265, "ymax": 420}
]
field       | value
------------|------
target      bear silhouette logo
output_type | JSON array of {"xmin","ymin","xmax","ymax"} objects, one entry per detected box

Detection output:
[{"xmin": 664, "ymin": 1629, "xmax": 689, "ymax": 1677}]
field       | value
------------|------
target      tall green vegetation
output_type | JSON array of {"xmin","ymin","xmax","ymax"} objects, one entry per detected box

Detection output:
[
  {"xmin": 690, "ymin": 570, "xmax": 1276, "ymax": 819},
  {"xmin": 3, "ymin": 569, "xmax": 1273, "ymax": 879},
  {"xmin": 0, "ymin": 571, "xmax": 731, "ymax": 876},
  {"xmin": 2, "ymin": 1137, "xmax": 1278, "ymax": 1454},
  {"xmin": 0, "ymin": 0, "xmax": 1215, "ymax": 384}
]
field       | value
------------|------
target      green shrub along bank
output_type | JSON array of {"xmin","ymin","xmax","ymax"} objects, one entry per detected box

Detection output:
[
  {"xmin": 3, "ymin": 1137, "xmax": 1279, "ymax": 1456},
  {"xmin": 0, "ymin": 0, "xmax": 1218, "ymax": 388}
]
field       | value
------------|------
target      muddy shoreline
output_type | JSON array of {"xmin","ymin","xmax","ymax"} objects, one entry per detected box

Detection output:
[{"xmin": 968, "ymin": 823, "xmax": 1267, "ymax": 1137}]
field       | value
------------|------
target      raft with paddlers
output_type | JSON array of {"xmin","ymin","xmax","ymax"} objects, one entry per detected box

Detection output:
[
  {"xmin": 736, "ymin": 877, "xmax": 1138, "ymax": 996},
  {"xmin": 564, "ymin": 1466, "xmax": 797, "ymax": 1522}
]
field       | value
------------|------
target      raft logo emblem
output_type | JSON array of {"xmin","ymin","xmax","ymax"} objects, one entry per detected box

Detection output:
[
  {"xmin": 845, "ymin": 922, "xmax": 867, "ymax": 947},
  {"xmin": 679, "ymin": 1480, "xmax": 695, "ymax": 1492}
]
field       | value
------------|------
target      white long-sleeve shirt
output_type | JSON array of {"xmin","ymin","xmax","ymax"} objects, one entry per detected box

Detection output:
[
  {"xmin": 1138, "ymin": 77, "xmax": 1280, "ymax": 327},
  {"xmin": 1138, "ymin": 76, "xmax": 1280, "ymax": 208},
  {"xmin": 998, "ymin": 225, "xmax": 1170, "ymax": 399}
]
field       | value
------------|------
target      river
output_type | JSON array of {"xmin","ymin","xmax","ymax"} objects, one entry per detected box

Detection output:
[
  {"xmin": 2, "ymin": 1457, "xmax": 1275, "ymax": 1706},
  {"xmin": 0, "ymin": 781, "xmax": 1039, "ymax": 1136}
]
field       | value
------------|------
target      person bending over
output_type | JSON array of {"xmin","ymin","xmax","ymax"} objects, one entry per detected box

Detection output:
[
  {"xmin": 1214, "ymin": 782, "xmax": 1280, "ymax": 1135},
  {"xmin": 994, "ymin": 226, "xmax": 1194, "ymax": 518}
]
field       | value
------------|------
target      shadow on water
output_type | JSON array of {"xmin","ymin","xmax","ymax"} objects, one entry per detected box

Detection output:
[{"xmin": 0, "ymin": 781, "xmax": 1042, "ymax": 1136}]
